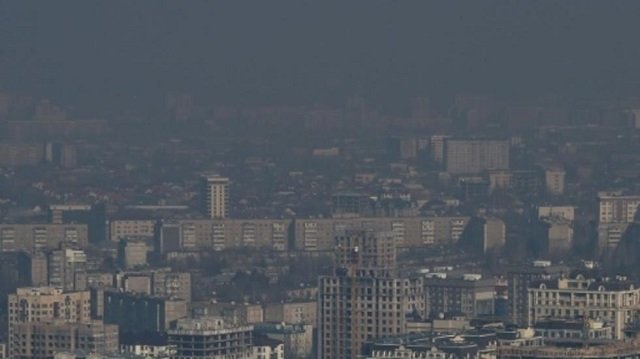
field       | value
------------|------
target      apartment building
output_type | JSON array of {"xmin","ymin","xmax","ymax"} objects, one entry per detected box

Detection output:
[
  {"xmin": 294, "ymin": 217, "xmax": 469, "ymax": 252},
  {"xmin": 10, "ymin": 320, "xmax": 118, "ymax": 359},
  {"xmin": 598, "ymin": 192, "xmax": 640, "ymax": 250},
  {"xmin": 528, "ymin": 275, "xmax": 640, "ymax": 340},
  {"xmin": 156, "ymin": 219, "xmax": 292, "ymax": 252},
  {"xmin": 109, "ymin": 219, "xmax": 155, "ymax": 242},
  {"xmin": 7, "ymin": 287, "xmax": 91, "ymax": 357},
  {"xmin": 444, "ymin": 139, "xmax": 509, "ymax": 175},
  {"xmin": 0, "ymin": 224, "xmax": 88, "ymax": 254},
  {"xmin": 423, "ymin": 274, "xmax": 496, "ymax": 318},
  {"xmin": 318, "ymin": 228, "xmax": 424, "ymax": 359},
  {"xmin": 507, "ymin": 261, "xmax": 569, "ymax": 326}
]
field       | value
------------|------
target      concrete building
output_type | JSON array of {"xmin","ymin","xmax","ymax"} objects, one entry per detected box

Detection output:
[
  {"xmin": 545, "ymin": 220, "xmax": 574, "ymax": 255},
  {"xmin": 423, "ymin": 274, "xmax": 496, "ymax": 318},
  {"xmin": 111, "ymin": 268, "xmax": 191, "ymax": 301},
  {"xmin": 528, "ymin": 275, "xmax": 640, "ymax": 340},
  {"xmin": 429, "ymin": 135, "xmax": 449, "ymax": 165},
  {"xmin": 459, "ymin": 217, "xmax": 505, "ymax": 253},
  {"xmin": 253, "ymin": 336, "xmax": 285, "ymax": 359},
  {"xmin": 7, "ymin": 287, "xmax": 91, "ymax": 356},
  {"xmin": 47, "ymin": 246, "xmax": 87, "ymax": 291},
  {"xmin": 317, "ymin": 228, "xmax": 424, "ymax": 359},
  {"xmin": 201, "ymin": 175, "xmax": 230, "ymax": 219},
  {"xmin": 264, "ymin": 300, "xmax": 317, "ymax": 326},
  {"xmin": 545, "ymin": 167, "xmax": 566, "ymax": 195},
  {"xmin": 506, "ymin": 261, "xmax": 569, "ymax": 326},
  {"xmin": 294, "ymin": 216, "xmax": 469, "ymax": 252},
  {"xmin": 254, "ymin": 323, "xmax": 313, "ymax": 359},
  {"xmin": 48, "ymin": 204, "xmax": 106, "ymax": 244},
  {"xmin": 598, "ymin": 192, "xmax": 640, "ymax": 250},
  {"xmin": 538, "ymin": 206, "xmax": 575, "ymax": 222},
  {"xmin": 117, "ymin": 240, "xmax": 148, "ymax": 269},
  {"xmin": 102, "ymin": 291, "xmax": 187, "ymax": 340},
  {"xmin": 0, "ymin": 224, "xmax": 88, "ymax": 254},
  {"xmin": 10, "ymin": 320, "xmax": 118, "ymax": 359},
  {"xmin": 168, "ymin": 317, "xmax": 253, "ymax": 359},
  {"xmin": 109, "ymin": 219, "xmax": 155, "ymax": 242},
  {"xmin": 156, "ymin": 219, "xmax": 292, "ymax": 252},
  {"xmin": 191, "ymin": 302, "xmax": 264, "ymax": 325},
  {"xmin": 534, "ymin": 319, "xmax": 612, "ymax": 343},
  {"xmin": 444, "ymin": 139, "xmax": 509, "ymax": 175}
]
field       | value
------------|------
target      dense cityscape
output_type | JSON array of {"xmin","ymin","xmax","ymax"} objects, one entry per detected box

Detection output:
[{"xmin": 3, "ymin": 1, "xmax": 640, "ymax": 359}]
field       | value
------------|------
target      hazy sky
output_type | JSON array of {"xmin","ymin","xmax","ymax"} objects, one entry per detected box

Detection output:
[{"xmin": 1, "ymin": 1, "xmax": 640, "ymax": 113}]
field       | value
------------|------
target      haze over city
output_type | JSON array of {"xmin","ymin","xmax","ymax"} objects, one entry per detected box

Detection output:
[{"xmin": 3, "ymin": 2, "xmax": 640, "ymax": 359}]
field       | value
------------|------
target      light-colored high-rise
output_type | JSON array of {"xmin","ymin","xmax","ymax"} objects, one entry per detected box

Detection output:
[
  {"xmin": 201, "ymin": 175, "xmax": 230, "ymax": 219},
  {"xmin": 318, "ymin": 229, "xmax": 423, "ymax": 359}
]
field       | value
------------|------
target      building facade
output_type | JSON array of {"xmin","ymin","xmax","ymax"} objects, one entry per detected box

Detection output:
[
  {"xmin": 168, "ymin": 317, "xmax": 253, "ymax": 359},
  {"xmin": 318, "ymin": 229, "xmax": 423, "ymax": 359},
  {"xmin": 528, "ymin": 275, "xmax": 640, "ymax": 340},
  {"xmin": 444, "ymin": 139, "xmax": 509, "ymax": 175},
  {"xmin": 201, "ymin": 175, "xmax": 230, "ymax": 219}
]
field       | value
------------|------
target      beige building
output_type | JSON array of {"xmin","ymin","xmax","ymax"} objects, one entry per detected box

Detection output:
[
  {"xmin": 529, "ymin": 275, "xmax": 640, "ymax": 340},
  {"xmin": 545, "ymin": 168, "xmax": 566, "ymax": 195},
  {"xmin": 11, "ymin": 320, "xmax": 118, "ymax": 359},
  {"xmin": 7, "ymin": 287, "xmax": 91, "ymax": 357},
  {"xmin": 598, "ymin": 192, "xmax": 640, "ymax": 224},
  {"xmin": 598, "ymin": 192, "xmax": 640, "ymax": 249},
  {"xmin": 118, "ymin": 240, "xmax": 148, "ymax": 269},
  {"xmin": 318, "ymin": 229, "xmax": 424, "ymax": 359},
  {"xmin": 0, "ymin": 224, "xmax": 88, "ymax": 254},
  {"xmin": 264, "ymin": 300, "xmax": 317, "ymax": 326},
  {"xmin": 201, "ymin": 175, "xmax": 230, "ymax": 219},
  {"xmin": 538, "ymin": 206, "xmax": 575, "ymax": 222},
  {"xmin": 546, "ymin": 220, "xmax": 573, "ymax": 255},
  {"xmin": 109, "ymin": 219, "xmax": 155, "ymax": 242},
  {"xmin": 483, "ymin": 218, "xmax": 506, "ymax": 252},
  {"xmin": 159, "ymin": 219, "xmax": 292, "ymax": 251},
  {"xmin": 113, "ymin": 268, "xmax": 192, "ymax": 302},
  {"xmin": 294, "ymin": 216, "xmax": 469, "ymax": 251},
  {"xmin": 444, "ymin": 139, "xmax": 509, "ymax": 175}
]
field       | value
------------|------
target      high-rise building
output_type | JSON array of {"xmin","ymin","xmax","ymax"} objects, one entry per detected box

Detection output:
[
  {"xmin": 46, "ymin": 245, "xmax": 87, "ymax": 291},
  {"xmin": 7, "ymin": 287, "xmax": 91, "ymax": 356},
  {"xmin": 318, "ymin": 228, "xmax": 423, "ymax": 359},
  {"xmin": 444, "ymin": 139, "xmax": 509, "ymax": 175},
  {"xmin": 201, "ymin": 175, "xmax": 230, "ymax": 219},
  {"xmin": 506, "ymin": 261, "xmax": 569, "ymax": 326}
]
